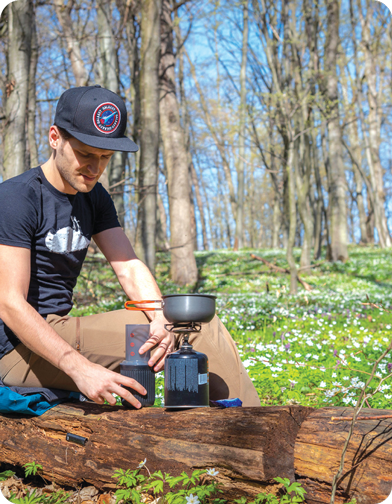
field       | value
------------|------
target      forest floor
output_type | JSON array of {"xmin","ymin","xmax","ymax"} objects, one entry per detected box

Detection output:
[{"xmin": 1, "ymin": 245, "xmax": 391, "ymax": 503}]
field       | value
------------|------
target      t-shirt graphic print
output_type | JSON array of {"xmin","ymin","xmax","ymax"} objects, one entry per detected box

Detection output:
[{"xmin": 45, "ymin": 216, "xmax": 91, "ymax": 254}]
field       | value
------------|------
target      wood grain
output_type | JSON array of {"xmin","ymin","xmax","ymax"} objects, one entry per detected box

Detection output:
[
  {"xmin": 0, "ymin": 403, "xmax": 312, "ymax": 498},
  {"xmin": 294, "ymin": 407, "xmax": 392, "ymax": 504}
]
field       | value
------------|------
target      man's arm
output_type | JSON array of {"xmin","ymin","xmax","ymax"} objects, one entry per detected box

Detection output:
[
  {"xmin": 0, "ymin": 244, "xmax": 147, "ymax": 407},
  {"xmin": 93, "ymin": 227, "xmax": 174, "ymax": 371}
]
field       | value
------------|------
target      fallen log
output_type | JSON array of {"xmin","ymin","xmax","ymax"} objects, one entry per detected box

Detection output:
[
  {"xmin": 0, "ymin": 403, "xmax": 312, "ymax": 499},
  {"xmin": 2, "ymin": 404, "xmax": 392, "ymax": 502},
  {"xmin": 294, "ymin": 407, "xmax": 392, "ymax": 504}
]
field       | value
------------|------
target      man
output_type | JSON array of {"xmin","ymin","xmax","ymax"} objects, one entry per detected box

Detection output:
[{"xmin": 0, "ymin": 86, "xmax": 260, "ymax": 408}]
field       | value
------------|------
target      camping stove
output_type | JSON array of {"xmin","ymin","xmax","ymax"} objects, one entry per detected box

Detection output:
[
  {"xmin": 164, "ymin": 322, "xmax": 209, "ymax": 409},
  {"xmin": 124, "ymin": 294, "xmax": 216, "ymax": 409}
]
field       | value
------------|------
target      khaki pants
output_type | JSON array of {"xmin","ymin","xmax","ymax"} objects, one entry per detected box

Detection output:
[{"xmin": 0, "ymin": 310, "xmax": 260, "ymax": 407}]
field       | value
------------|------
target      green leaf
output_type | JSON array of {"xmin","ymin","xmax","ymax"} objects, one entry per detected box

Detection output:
[
  {"xmin": 23, "ymin": 462, "xmax": 43, "ymax": 478},
  {"xmin": 274, "ymin": 477, "xmax": 291, "ymax": 489},
  {"xmin": 0, "ymin": 470, "xmax": 15, "ymax": 481},
  {"xmin": 233, "ymin": 497, "xmax": 248, "ymax": 504}
]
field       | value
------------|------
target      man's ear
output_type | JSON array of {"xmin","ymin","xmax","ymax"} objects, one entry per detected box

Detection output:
[{"xmin": 48, "ymin": 125, "xmax": 61, "ymax": 150}]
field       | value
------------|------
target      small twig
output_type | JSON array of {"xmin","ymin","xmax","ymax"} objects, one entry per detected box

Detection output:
[
  {"xmin": 298, "ymin": 261, "xmax": 326, "ymax": 271},
  {"xmin": 330, "ymin": 341, "xmax": 392, "ymax": 503},
  {"xmin": 250, "ymin": 253, "xmax": 288, "ymax": 273},
  {"xmin": 331, "ymin": 414, "xmax": 392, "ymax": 422},
  {"xmin": 361, "ymin": 302, "xmax": 391, "ymax": 312}
]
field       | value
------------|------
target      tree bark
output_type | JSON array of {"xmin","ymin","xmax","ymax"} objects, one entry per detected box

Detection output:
[
  {"xmin": 27, "ymin": 6, "xmax": 38, "ymax": 169},
  {"xmin": 323, "ymin": 0, "xmax": 348, "ymax": 262},
  {"xmin": 191, "ymin": 163, "xmax": 208, "ymax": 251},
  {"xmin": 159, "ymin": 0, "xmax": 197, "ymax": 286},
  {"xmin": 97, "ymin": 0, "xmax": 126, "ymax": 227},
  {"xmin": 234, "ymin": 0, "xmax": 249, "ymax": 251},
  {"xmin": 340, "ymin": 72, "xmax": 368, "ymax": 244},
  {"xmin": 53, "ymin": 0, "xmax": 88, "ymax": 87},
  {"xmin": 357, "ymin": 0, "xmax": 391, "ymax": 248},
  {"xmin": 286, "ymin": 140, "xmax": 298, "ymax": 294},
  {"xmin": 295, "ymin": 407, "xmax": 392, "ymax": 504},
  {"xmin": 3, "ymin": 0, "xmax": 32, "ymax": 180},
  {"xmin": 0, "ymin": 403, "xmax": 312, "ymax": 498},
  {"xmin": 2, "ymin": 405, "xmax": 392, "ymax": 503},
  {"xmin": 136, "ymin": 0, "xmax": 161, "ymax": 273}
]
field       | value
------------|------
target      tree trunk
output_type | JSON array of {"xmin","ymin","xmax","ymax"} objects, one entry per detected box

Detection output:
[
  {"xmin": 156, "ymin": 193, "xmax": 169, "ymax": 251},
  {"xmin": 359, "ymin": 0, "xmax": 391, "ymax": 247},
  {"xmin": 323, "ymin": 0, "xmax": 348, "ymax": 262},
  {"xmin": 97, "ymin": 0, "xmax": 126, "ymax": 227},
  {"xmin": 340, "ymin": 74, "xmax": 368, "ymax": 244},
  {"xmin": 136, "ymin": 0, "xmax": 161, "ymax": 274},
  {"xmin": 295, "ymin": 131, "xmax": 312, "ymax": 269},
  {"xmin": 313, "ymin": 159, "xmax": 325, "ymax": 260},
  {"xmin": 3, "ymin": 0, "xmax": 32, "ymax": 180},
  {"xmin": 27, "ymin": 6, "xmax": 38, "ymax": 169},
  {"xmin": 159, "ymin": 0, "xmax": 197, "ymax": 286},
  {"xmin": 53, "ymin": 0, "xmax": 88, "ymax": 87},
  {"xmin": 191, "ymin": 163, "xmax": 208, "ymax": 251},
  {"xmin": 286, "ymin": 140, "xmax": 298, "ymax": 294},
  {"xmin": 272, "ymin": 192, "xmax": 280, "ymax": 248},
  {"xmin": 234, "ymin": 0, "xmax": 249, "ymax": 251}
]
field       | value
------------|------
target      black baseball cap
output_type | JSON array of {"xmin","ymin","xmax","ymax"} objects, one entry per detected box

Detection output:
[{"xmin": 54, "ymin": 85, "xmax": 139, "ymax": 152}]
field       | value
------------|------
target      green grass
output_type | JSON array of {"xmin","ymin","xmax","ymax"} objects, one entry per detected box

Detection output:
[{"xmin": 72, "ymin": 245, "xmax": 392, "ymax": 409}]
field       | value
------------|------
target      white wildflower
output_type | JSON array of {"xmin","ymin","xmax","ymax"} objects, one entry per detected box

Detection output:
[
  {"xmin": 186, "ymin": 495, "xmax": 200, "ymax": 504},
  {"xmin": 138, "ymin": 458, "xmax": 147, "ymax": 468}
]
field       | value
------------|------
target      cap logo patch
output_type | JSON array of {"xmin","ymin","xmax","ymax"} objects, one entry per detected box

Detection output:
[{"xmin": 93, "ymin": 102, "xmax": 120, "ymax": 134}]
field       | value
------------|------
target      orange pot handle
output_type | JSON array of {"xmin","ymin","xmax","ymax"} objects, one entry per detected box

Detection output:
[{"xmin": 124, "ymin": 300, "xmax": 163, "ymax": 312}]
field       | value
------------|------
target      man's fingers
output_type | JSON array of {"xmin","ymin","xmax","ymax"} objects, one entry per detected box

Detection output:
[
  {"xmin": 119, "ymin": 375, "xmax": 147, "ymax": 396},
  {"xmin": 149, "ymin": 341, "xmax": 174, "ymax": 371},
  {"xmin": 139, "ymin": 334, "xmax": 160, "ymax": 354},
  {"xmin": 79, "ymin": 367, "xmax": 147, "ymax": 409}
]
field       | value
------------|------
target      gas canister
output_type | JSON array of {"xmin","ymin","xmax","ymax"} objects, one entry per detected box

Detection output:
[{"xmin": 164, "ymin": 339, "xmax": 209, "ymax": 408}]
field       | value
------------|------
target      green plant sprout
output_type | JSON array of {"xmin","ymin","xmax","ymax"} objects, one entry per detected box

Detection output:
[
  {"xmin": 8, "ymin": 488, "xmax": 70, "ymax": 504},
  {"xmin": 22, "ymin": 462, "xmax": 43, "ymax": 478},
  {"xmin": 112, "ymin": 460, "xmax": 309, "ymax": 504}
]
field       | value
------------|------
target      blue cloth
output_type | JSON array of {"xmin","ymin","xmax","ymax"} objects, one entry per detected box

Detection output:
[
  {"xmin": 0, "ymin": 379, "xmax": 83, "ymax": 416},
  {"xmin": 0, "ymin": 387, "xmax": 64, "ymax": 416},
  {"xmin": 210, "ymin": 398, "xmax": 243, "ymax": 408}
]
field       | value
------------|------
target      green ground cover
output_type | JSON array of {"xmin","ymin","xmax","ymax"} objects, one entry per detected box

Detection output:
[{"xmin": 72, "ymin": 246, "xmax": 392, "ymax": 410}]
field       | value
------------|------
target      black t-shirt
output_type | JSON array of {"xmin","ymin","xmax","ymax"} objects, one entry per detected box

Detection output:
[{"xmin": 0, "ymin": 166, "xmax": 120, "ymax": 358}]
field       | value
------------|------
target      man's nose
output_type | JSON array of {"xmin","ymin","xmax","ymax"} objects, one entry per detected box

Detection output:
[{"xmin": 87, "ymin": 157, "xmax": 101, "ymax": 174}]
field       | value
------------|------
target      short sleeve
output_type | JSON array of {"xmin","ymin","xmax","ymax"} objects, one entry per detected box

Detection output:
[
  {"xmin": 0, "ymin": 182, "xmax": 39, "ymax": 249},
  {"xmin": 91, "ymin": 183, "xmax": 121, "ymax": 235}
]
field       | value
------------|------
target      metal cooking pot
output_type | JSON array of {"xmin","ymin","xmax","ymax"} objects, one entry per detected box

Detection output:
[{"xmin": 124, "ymin": 294, "xmax": 216, "ymax": 324}]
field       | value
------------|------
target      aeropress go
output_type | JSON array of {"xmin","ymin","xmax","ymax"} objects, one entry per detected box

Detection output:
[{"xmin": 124, "ymin": 294, "xmax": 216, "ymax": 408}]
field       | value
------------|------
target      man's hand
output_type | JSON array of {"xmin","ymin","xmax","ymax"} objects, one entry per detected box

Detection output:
[
  {"xmin": 139, "ymin": 317, "xmax": 175, "ymax": 372},
  {"xmin": 70, "ymin": 359, "xmax": 147, "ymax": 408}
]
